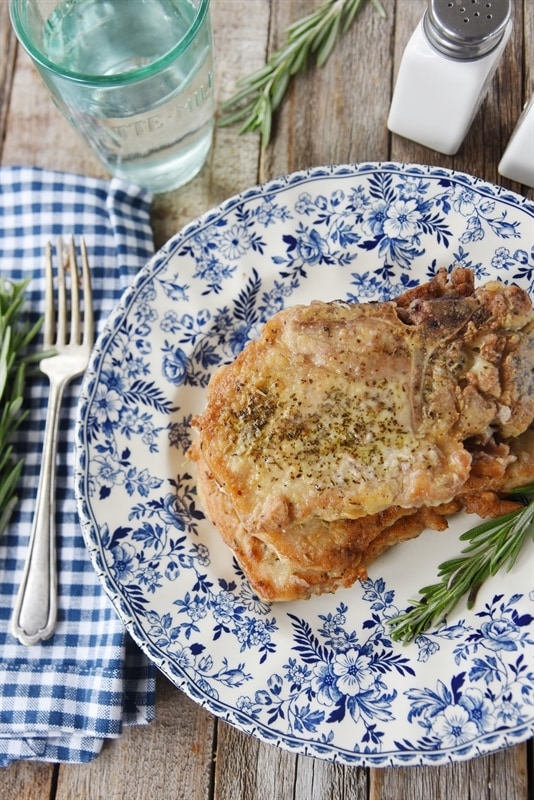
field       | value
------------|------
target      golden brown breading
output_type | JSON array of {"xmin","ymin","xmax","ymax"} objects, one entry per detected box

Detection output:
[{"xmin": 189, "ymin": 269, "xmax": 534, "ymax": 602}]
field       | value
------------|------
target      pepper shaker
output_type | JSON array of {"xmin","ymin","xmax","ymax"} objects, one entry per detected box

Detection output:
[
  {"xmin": 387, "ymin": 0, "xmax": 513, "ymax": 155},
  {"xmin": 498, "ymin": 93, "xmax": 534, "ymax": 188}
]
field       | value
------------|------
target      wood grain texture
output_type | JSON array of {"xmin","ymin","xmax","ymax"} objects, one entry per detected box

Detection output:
[
  {"xmin": 0, "ymin": 3, "xmax": 18, "ymax": 151},
  {"xmin": 2, "ymin": 44, "xmax": 106, "ymax": 178},
  {"xmin": 262, "ymin": 0, "xmax": 395, "ymax": 180},
  {"xmin": 0, "ymin": 1, "xmax": 532, "ymax": 797},
  {"xmin": 214, "ymin": 719, "xmax": 368, "ymax": 800},
  {"xmin": 55, "ymin": 675, "xmax": 215, "ymax": 800},
  {"xmin": 370, "ymin": 743, "xmax": 528, "ymax": 800},
  {"xmin": 0, "ymin": 760, "xmax": 57, "ymax": 800},
  {"xmin": 151, "ymin": 0, "xmax": 270, "ymax": 250}
]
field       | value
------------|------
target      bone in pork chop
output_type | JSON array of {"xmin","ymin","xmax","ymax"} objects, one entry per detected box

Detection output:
[{"xmin": 188, "ymin": 268, "xmax": 534, "ymax": 601}]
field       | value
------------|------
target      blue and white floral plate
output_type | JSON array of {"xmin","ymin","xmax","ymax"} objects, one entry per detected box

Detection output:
[{"xmin": 75, "ymin": 163, "xmax": 534, "ymax": 767}]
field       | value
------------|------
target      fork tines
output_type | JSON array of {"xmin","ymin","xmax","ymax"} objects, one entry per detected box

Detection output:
[{"xmin": 44, "ymin": 237, "xmax": 93, "ymax": 350}]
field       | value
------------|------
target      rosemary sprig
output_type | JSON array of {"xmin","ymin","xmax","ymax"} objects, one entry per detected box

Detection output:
[
  {"xmin": 388, "ymin": 484, "xmax": 534, "ymax": 643},
  {"xmin": 0, "ymin": 277, "xmax": 43, "ymax": 536},
  {"xmin": 218, "ymin": 0, "xmax": 386, "ymax": 147}
]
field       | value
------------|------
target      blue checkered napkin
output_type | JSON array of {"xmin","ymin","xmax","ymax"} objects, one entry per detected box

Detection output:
[{"xmin": 0, "ymin": 166, "xmax": 157, "ymax": 766}]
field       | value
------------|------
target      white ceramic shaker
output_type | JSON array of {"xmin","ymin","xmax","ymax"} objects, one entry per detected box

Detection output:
[
  {"xmin": 387, "ymin": 0, "xmax": 513, "ymax": 155},
  {"xmin": 498, "ymin": 93, "xmax": 534, "ymax": 188}
]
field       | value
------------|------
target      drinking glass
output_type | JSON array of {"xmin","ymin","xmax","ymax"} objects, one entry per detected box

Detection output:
[{"xmin": 9, "ymin": 0, "xmax": 215, "ymax": 193}]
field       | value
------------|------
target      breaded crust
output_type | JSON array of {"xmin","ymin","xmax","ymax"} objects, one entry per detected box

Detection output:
[{"xmin": 189, "ymin": 269, "xmax": 534, "ymax": 601}]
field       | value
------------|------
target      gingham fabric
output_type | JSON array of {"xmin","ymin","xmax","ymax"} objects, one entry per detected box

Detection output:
[{"xmin": 0, "ymin": 166, "xmax": 157, "ymax": 765}]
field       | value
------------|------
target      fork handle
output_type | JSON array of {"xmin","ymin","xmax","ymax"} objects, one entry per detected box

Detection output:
[{"xmin": 10, "ymin": 379, "xmax": 65, "ymax": 645}]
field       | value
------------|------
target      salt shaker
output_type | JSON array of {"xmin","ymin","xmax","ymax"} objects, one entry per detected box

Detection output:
[
  {"xmin": 387, "ymin": 0, "xmax": 513, "ymax": 155},
  {"xmin": 498, "ymin": 93, "xmax": 534, "ymax": 188}
]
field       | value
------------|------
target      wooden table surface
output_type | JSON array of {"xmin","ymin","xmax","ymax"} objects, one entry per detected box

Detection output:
[{"xmin": 1, "ymin": 1, "xmax": 533, "ymax": 798}]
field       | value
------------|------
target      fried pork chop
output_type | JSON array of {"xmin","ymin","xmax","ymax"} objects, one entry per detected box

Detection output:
[{"xmin": 189, "ymin": 269, "xmax": 534, "ymax": 602}]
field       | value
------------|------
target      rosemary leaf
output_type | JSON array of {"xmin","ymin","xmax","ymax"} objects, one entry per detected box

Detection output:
[
  {"xmin": 271, "ymin": 68, "xmax": 291, "ymax": 112},
  {"xmin": 387, "ymin": 487, "xmax": 534, "ymax": 643},
  {"xmin": 343, "ymin": 0, "xmax": 365, "ymax": 33},
  {"xmin": 0, "ymin": 277, "xmax": 42, "ymax": 536},
  {"xmin": 259, "ymin": 93, "xmax": 273, "ymax": 149},
  {"xmin": 315, "ymin": 13, "xmax": 342, "ymax": 66},
  {"xmin": 289, "ymin": 39, "xmax": 312, "ymax": 75},
  {"xmin": 218, "ymin": 0, "xmax": 386, "ymax": 147}
]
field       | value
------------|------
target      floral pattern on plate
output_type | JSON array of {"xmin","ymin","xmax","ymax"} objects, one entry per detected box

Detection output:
[{"xmin": 75, "ymin": 163, "xmax": 534, "ymax": 766}]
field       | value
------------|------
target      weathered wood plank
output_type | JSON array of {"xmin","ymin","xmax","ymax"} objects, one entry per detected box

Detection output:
[
  {"xmin": 0, "ymin": 760, "xmax": 56, "ymax": 800},
  {"xmin": 262, "ymin": 0, "xmax": 395, "ymax": 181},
  {"xmin": 214, "ymin": 721, "xmax": 300, "ymax": 800},
  {"xmin": 292, "ymin": 753, "xmax": 368, "ymax": 799},
  {"xmin": 151, "ymin": 0, "xmax": 270, "ymax": 250},
  {"xmin": 55, "ymin": 674, "xmax": 215, "ymax": 800},
  {"xmin": 214, "ymin": 719, "xmax": 368, "ymax": 799},
  {"xmin": 369, "ymin": 743, "xmax": 528, "ymax": 800},
  {"xmin": 0, "ymin": 2, "xmax": 18, "ymax": 154},
  {"xmin": 2, "ymin": 43, "xmax": 106, "ymax": 177}
]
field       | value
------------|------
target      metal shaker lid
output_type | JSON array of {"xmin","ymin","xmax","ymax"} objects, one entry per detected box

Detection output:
[{"xmin": 423, "ymin": 0, "xmax": 512, "ymax": 59}]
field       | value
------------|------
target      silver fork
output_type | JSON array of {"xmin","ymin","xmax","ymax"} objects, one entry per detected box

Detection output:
[{"xmin": 11, "ymin": 238, "xmax": 94, "ymax": 646}]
